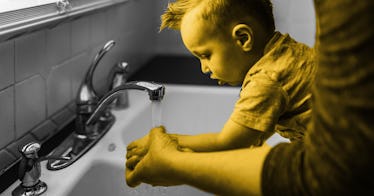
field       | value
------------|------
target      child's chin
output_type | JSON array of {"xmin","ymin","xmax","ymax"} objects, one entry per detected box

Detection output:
[
  {"xmin": 226, "ymin": 81, "xmax": 242, "ymax": 86},
  {"xmin": 217, "ymin": 80, "xmax": 226, "ymax": 86}
]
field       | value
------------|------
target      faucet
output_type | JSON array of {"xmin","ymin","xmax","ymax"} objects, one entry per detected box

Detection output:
[
  {"xmin": 46, "ymin": 40, "xmax": 117, "ymax": 170},
  {"xmin": 75, "ymin": 40, "xmax": 115, "ymax": 135},
  {"xmin": 46, "ymin": 40, "xmax": 165, "ymax": 171},
  {"xmin": 46, "ymin": 81, "xmax": 165, "ymax": 170},
  {"xmin": 86, "ymin": 81, "xmax": 165, "ymax": 126},
  {"xmin": 12, "ymin": 142, "xmax": 69, "ymax": 196}
]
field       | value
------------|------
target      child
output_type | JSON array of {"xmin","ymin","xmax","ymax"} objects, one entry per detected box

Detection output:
[
  {"xmin": 127, "ymin": 0, "xmax": 315, "ymax": 158},
  {"xmin": 126, "ymin": 1, "xmax": 373, "ymax": 195}
]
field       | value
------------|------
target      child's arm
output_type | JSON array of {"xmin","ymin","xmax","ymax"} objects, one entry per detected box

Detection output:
[
  {"xmin": 172, "ymin": 119, "xmax": 264, "ymax": 152},
  {"xmin": 126, "ymin": 120, "xmax": 265, "ymax": 159}
]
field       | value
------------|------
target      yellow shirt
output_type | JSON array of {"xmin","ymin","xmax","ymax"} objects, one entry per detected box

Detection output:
[{"xmin": 230, "ymin": 32, "xmax": 316, "ymax": 141}]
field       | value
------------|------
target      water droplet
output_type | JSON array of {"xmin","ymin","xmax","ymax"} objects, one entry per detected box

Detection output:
[{"xmin": 108, "ymin": 143, "xmax": 116, "ymax": 152}]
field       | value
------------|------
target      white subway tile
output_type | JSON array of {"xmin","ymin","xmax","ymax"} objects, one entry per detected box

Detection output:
[
  {"xmin": 91, "ymin": 12, "xmax": 108, "ymax": 46},
  {"xmin": 0, "ymin": 40, "xmax": 14, "ymax": 90},
  {"xmin": 46, "ymin": 22, "xmax": 72, "ymax": 68},
  {"xmin": 46, "ymin": 61, "xmax": 72, "ymax": 116},
  {"xmin": 0, "ymin": 87, "xmax": 15, "ymax": 149},
  {"xmin": 15, "ymin": 75, "xmax": 46, "ymax": 137},
  {"xmin": 15, "ymin": 31, "xmax": 47, "ymax": 82},
  {"xmin": 72, "ymin": 16, "xmax": 91, "ymax": 55}
]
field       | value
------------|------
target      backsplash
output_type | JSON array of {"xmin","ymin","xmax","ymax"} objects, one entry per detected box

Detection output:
[{"xmin": 0, "ymin": 0, "xmax": 158, "ymax": 174}]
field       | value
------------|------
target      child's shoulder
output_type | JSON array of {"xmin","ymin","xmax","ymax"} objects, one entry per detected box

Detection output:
[{"xmin": 245, "ymin": 34, "xmax": 316, "ymax": 86}]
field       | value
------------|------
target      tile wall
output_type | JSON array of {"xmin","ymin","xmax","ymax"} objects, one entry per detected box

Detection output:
[
  {"xmin": 0, "ymin": 0, "xmax": 159, "ymax": 174},
  {"xmin": 155, "ymin": 0, "xmax": 316, "ymax": 55}
]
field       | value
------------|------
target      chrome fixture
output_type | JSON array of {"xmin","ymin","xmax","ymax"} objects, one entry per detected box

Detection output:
[
  {"xmin": 12, "ymin": 142, "xmax": 69, "ymax": 196},
  {"xmin": 46, "ymin": 40, "xmax": 116, "ymax": 170},
  {"xmin": 56, "ymin": 0, "xmax": 72, "ymax": 14},
  {"xmin": 109, "ymin": 62, "xmax": 130, "ymax": 109},
  {"xmin": 45, "ymin": 40, "xmax": 165, "ymax": 171},
  {"xmin": 86, "ymin": 81, "xmax": 165, "ymax": 126},
  {"xmin": 46, "ymin": 81, "xmax": 164, "ymax": 170},
  {"xmin": 76, "ymin": 40, "xmax": 115, "ymax": 135}
]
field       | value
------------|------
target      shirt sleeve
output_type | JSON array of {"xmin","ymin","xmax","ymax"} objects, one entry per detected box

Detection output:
[{"xmin": 230, "ymin": 72, "xmax": 288, "ymax": 133}]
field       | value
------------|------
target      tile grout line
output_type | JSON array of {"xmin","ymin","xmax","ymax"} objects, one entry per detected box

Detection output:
[{"xmin": 12, "ymin": 39, "xmax": 16, "ymax": 141}]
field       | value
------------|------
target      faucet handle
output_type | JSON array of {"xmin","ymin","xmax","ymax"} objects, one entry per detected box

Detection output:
[
  {"xmin": 17, "ymin": 142, "xmax": 70, "ymax": 183},
  {"xmin": 115, "ymin": 62, "xmax": 129, "ymax": 74},
  {"xmin": 13, "ymin": 142, "xmax": 70, "ymax": 196},
  {"xmin": 109, "ymin": 62, "xmax": 130, "ymax": 109},
  {"xmin": 18, "ymin": 142, "xmax": 41, "ymax": 184},
  {"xmin": 19, "ymin": 142, "xmax": 40, "ymax": 158},
  {"xmin": 13, "ymin": 142, "xmax": 45, "ymax": 196},
  {"xmin": 111, "ymin": 62, "xmax": 129, "ymax": 89}
]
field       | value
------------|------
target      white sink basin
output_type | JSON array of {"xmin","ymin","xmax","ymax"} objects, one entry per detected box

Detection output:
[{"xmin": 3, "ymin": 84, "xmax": 288, "ymax": 196}]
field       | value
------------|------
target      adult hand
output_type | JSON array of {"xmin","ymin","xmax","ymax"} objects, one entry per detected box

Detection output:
[{"xmin": 125, "ymin": 126, "xmax": 182, "ymax": 187}]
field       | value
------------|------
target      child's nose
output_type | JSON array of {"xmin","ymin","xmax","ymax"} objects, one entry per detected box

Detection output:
[{"xmin": 200, "ymin": 62, "xmax": 210, "ymax": 73}]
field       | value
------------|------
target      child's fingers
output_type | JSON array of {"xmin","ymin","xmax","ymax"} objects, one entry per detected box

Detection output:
[
  {"xmin": 127, "ymin": 142, "xmax": 138, "ymax": 151},
  {"xmin": 150, "ymin": 125, "xmax": 166, "ymax": 133},
  {"xmin": 127, "ymin": 134, "xmax": 150, "ymax": 150},
  {"xmin": 126, "ymin": 147, "xmax": 147, "ymax": 159},
  {"xmin": 125, "ymin": 168, "xmax": 141, "ymax": 187},
  {"xmin": 126, "ymin": 155, "xmax": 142, "ymax": 170},
  {"xmin": 178, "ymin": 147, "xmax": 193, "ymax": 152}
]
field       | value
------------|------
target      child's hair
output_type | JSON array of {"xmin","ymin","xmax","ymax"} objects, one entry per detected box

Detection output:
[{"xmin": 160, "ymin": 0, "xmax": 275, "ymax": 34}]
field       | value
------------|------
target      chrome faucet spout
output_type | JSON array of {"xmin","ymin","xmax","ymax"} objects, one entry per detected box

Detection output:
[{"xmin": 86, "ymin": 81, "xmax": 165, "ymax": 126}]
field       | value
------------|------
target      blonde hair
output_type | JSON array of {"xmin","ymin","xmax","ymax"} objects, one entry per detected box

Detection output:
[{"xmin": 160, "ymin": 0, "xmax": 275, "ymax": 34}]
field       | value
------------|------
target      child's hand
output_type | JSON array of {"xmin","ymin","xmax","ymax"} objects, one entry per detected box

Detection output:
[
  {"xmin": 126, "ymin": 127, "xmax": 193, "ymax": 172},
  {"xmin": 126, "ymin": 133, "xmax": 150, "ymax": 165},
  {"xmin": 126, "ymin": 126, "xmax": 182, "ymax": 187}
]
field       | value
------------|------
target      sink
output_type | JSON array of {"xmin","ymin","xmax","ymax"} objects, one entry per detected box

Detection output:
[{"xmin": 3, "ymin": 84, "xmax": 288, "ymax": 196}]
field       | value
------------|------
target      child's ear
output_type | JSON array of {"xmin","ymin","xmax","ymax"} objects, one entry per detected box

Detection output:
[{"xmin": 231, "ymin": 24, "xmax": 254, "ymax": 52}]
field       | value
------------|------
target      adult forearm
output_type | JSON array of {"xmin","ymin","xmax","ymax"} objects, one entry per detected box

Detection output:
[
  {"xmin": 168, "ymin": 145, "xmax": 272, "ymax": 196},
  {"xmin": 262, "ymin": 1, "xmax": 374, "ymax": 195}
]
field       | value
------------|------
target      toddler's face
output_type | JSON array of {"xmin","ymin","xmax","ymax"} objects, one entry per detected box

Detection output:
[{"xmin": 180, "ymin": 8, "xmax": 253, "ymax": 86}]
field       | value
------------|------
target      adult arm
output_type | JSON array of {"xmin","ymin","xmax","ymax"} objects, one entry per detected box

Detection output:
[{"xmin": 262, "ymin": 1, "xmax": 374, "ymax": 195}]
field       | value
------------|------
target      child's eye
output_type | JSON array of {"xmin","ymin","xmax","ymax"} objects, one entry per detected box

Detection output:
[{"xmin": 200, "ymin": 54, "xmax": 210, "ymax": 59}]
